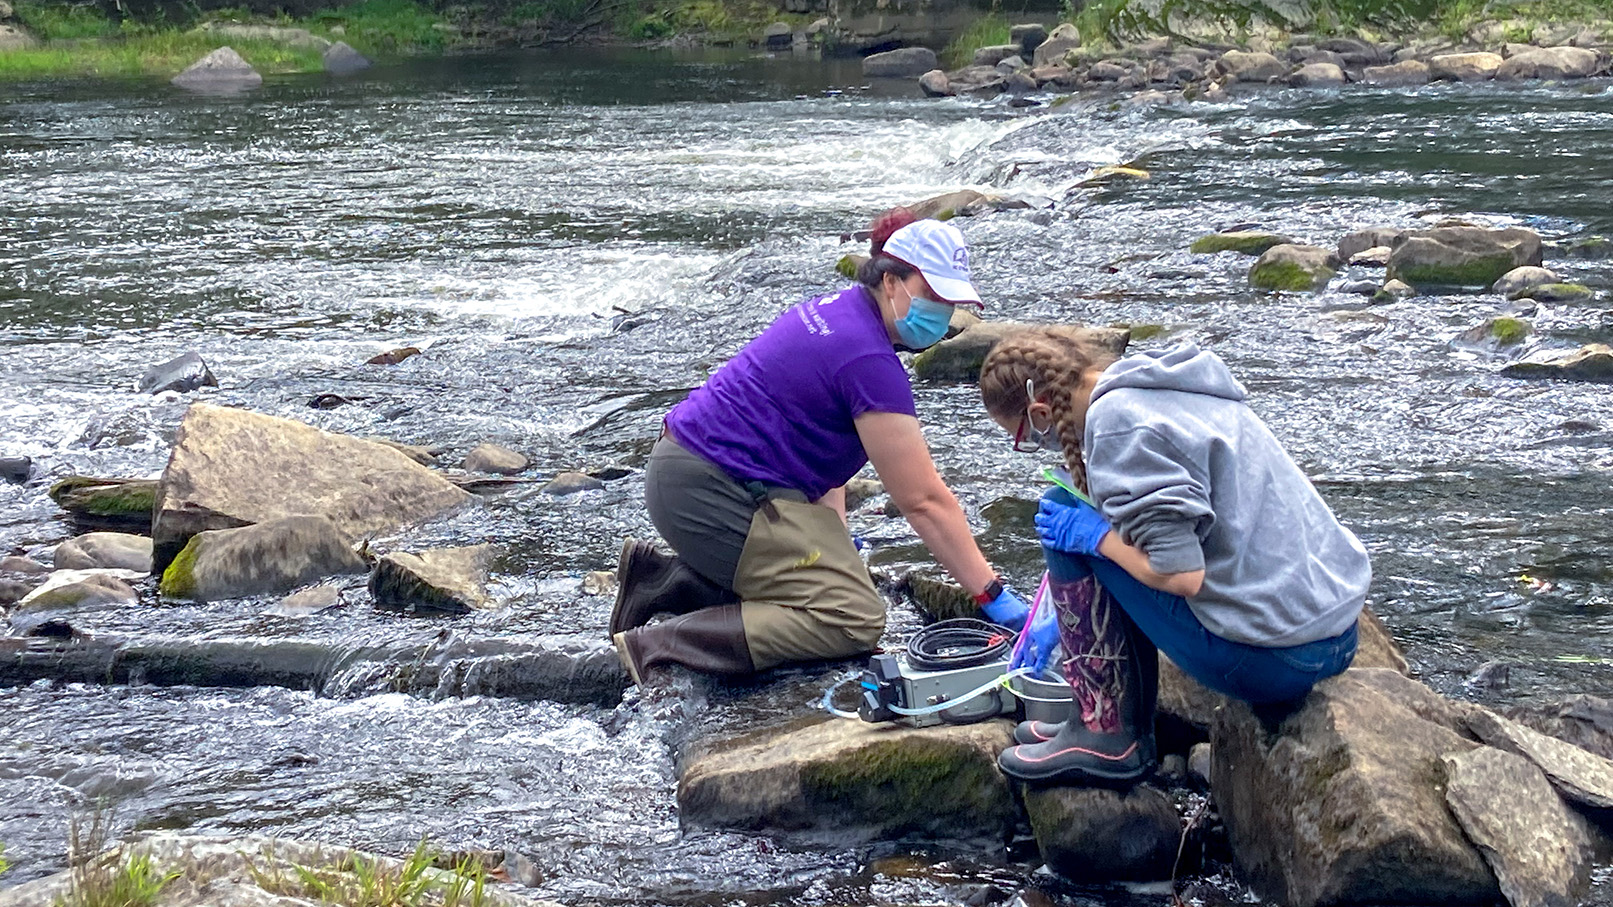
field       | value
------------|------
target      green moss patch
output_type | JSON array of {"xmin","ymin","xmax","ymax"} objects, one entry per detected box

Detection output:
[
  {"xmin": 1191, "ymin": 231, "xmax": 1291, "ymax": 256},
  {"xmin": 49, "ymin": 477, "xmax": 158, "ymax": 519},
  {"xmin": 158, "ymin": 536, "xmax": 203, "ymax": 600},
  {"xmin": 1390, "ymin": 253, "xmax": 1516, "ymax": 288},
  {"xmin": 799, "ymin": 735, "xmax": 1011, "ymax": 836},
  {"xmin": 1251, "ymin": 260, "xmax": 1331, "ymax": 292},
  {"xmin": 1489, "ymin": 316, "xmax": 1531, "ymax": 345}
]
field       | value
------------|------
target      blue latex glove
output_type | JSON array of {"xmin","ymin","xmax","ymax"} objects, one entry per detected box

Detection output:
[
  {"xmin": 980, "ymin": 586, "xmax": 1030, "ymax": 632},
  {"xmin": 1034, "ymin": 497, "xmax": 1112, "ymax": 557},
  {"xmin": 1009, "ymin": 600, "xmax": 1059, "ymax": 675}
]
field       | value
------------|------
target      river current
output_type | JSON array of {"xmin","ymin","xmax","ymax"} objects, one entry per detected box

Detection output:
[{"xmin": 2, "ymin": 48, "xmax": 1613, "ymax": 904}]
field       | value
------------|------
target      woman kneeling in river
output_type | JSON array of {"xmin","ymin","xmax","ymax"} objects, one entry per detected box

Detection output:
[
  {"xmin": 608, "ymin": 210, "xmax": 1032, "ymax": 683},
  {"xmin": 979, "ymin": 330, "xmax": 1371, "ymax": 785}
]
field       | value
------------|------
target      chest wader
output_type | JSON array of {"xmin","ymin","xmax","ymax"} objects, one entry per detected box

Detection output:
[
  {"xmin": 997, "ymin": 548, "xmax": 1158, "ymax": 785},
  {"xmin": 612, "ymin": 484, "xmax": 886, "ymax": 683}
]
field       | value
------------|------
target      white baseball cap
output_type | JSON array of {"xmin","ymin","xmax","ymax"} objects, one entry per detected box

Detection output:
[{"xmin": 881, "ymin": 219, "xmax": 984, "ymax": 308}]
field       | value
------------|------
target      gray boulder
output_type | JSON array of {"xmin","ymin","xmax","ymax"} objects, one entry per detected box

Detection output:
[
  {"xmin": 171, "ymin": 47, "xmax": 263, "ymax": 92},
  {"xmin": 0, "ymin": 22, "xmax": 36, "ymax": 50},
  {"xmin": 1217, "ymin": 50, "xmax": 1287, "ymax": 82},
  {"xmin": 1011, "ymin": 23, "xmax": 1047, "ymax": 57},
  {"xmin": 1349, "ymin": 245, "xmax": 1393, "ymax": 267},
  {"xmin": 1249, "ymin": 244, "xmax": 1337, "ymax": 291},
  {"xmin": 1337, "ymin": 226, "xmax": 1402, "ymax": 261},
  {"xmin": 1, "ymin": 556, "xmax": 50, "ymax": 574},
  {"xmin": 678, "ymin": 718, "xmax": 1018, "ymax": 843},
  {"xmin": 1087, "ymin": 59, "xmax": 1129, "ymax": 81},
  {"xmin": 53, "ymin": 532, "xmax": 153, "ymax": 573},
  {"xmin": 1023, "ymin": 785, "xmax": 1180, "ymax": 881},
  {"xmin": 911, "ymin": 322, "xmax": 1130, "ymax": 382},
  {"xmin": 369, "ymin": 544, "xmax": 492, "ymax": 614},
  {"xmin": 137, "ymin": 352, "xmax": 217, "ymax": 394},
  {"xmin": 1495, "ymin": 46, "xmax": 1602, "ymax": 80},
  {"xmin": 463, "ymin": 443, "xmax": 528, "ymax": 475},
  {"xmin": 1493, "ymin": 265, "xmax": 1558, "ymax": 296},
  {"xmin": 1443, "ymin": 747, "xmax": 1593, "ymax": 907},
  {"xmin": 323, "ymin": 40, "xmax": 371, "ymax": 75},
  {"xmin": 1213, "ymin": 670, "xmax": 1498, "ymax": 907},
  {"xmin": 0, "ymin": 455, "xmax": 30, "ymax": 484},
  {"xmin": 159, "ymin": 515, "xmax": 367, "ymax": 602},
  {"xmin": 1031, "ymin": 23, "xmax": 1080, "ymax": 67},
  {"xmin": 1388, "ymin": 226, "xmax": 1543, "ymax": 287},
  {"xmin": 1289, "ymin": 62, "xmax": 1345, "ymax": 86},
  {"xmin": 918, "ymin": 69, "xmax": 953, "ymax": 97},
  {"xmin": 152, "ymin": 403, "xmax": 471, "ymax": 572},
  {"xmin": 1467, "ymin": 708, "xmax": 1613, "ymax": 810},
  {"xmin": 863, "ymin": 47, "xmax": 939, "ymax": 78},
  {"xmin": 15, "ymin": 570, "xmax": 140, "ymax": 610},
  {"xmin": 972, "ymin": 44, "xmax": 1021, "ymax": 67},
  {"xmin": 1362, "ymin": 59, "xmax": 1430, "ymax": 85},
  {"xmin": 1429, "ymin": 52, "xmax": 1503, "ymax": 81},
  {"xmin": 541, "ymin": 471, "xmax": 604, "ymax": 495}
]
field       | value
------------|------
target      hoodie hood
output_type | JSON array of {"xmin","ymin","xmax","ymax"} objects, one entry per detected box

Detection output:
[{"xmin": 1090, "ymin": 342, "xmax": 1246, "ymax": 406}]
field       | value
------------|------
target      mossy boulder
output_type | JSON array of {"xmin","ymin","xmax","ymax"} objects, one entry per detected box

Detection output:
[
  {"xmin": 1213, "ymin": 669, "xmax": 1497, "ymax": 907},
  {"xmin": 835, "ymin": 254, "xmax": 865, "ymax": 279},
  {"xmin": 159, "ymin": 515, "xmax": 367, "ymax": 602},
  {"xmin": 1023, "ymin": 785, "xmax": 1181, "ymax": 882},
  {"xmin": 1249, "ymin": 244, "xmax": 1337, "ymax": 292},
  {"xmin": 1492, "ymin": 265, "xmax": 1558, "ymax": 297},
  {"xmin": 1512, "ymin": 283, "xmax": 1594, "ymax": 304},
  {"xmin": 677, "ymin": 718, "xmax": 1017, "ymax": 843},
  {"xmin": 48, "ymin": 477, "xmax": 159, "ymax": 531},
  {"xmin": 1501, "ymin": 344, "xmax": 1613, "ymax": 383},
  {"xmin": 369, "ymin": 544, "xmax": 492, "ymax": 615},
  {"xmin": 1387, "ymin": 226, "xmax": 1543, "ymax": 288},
  {"xmin": 1457, "ymin": 316, "xmax": 1532, "ymax": 349},
  {"xmin": 898, "ymin": 567, "xmax": 975, "ymax": 622},
  {"xmin": 1190, "ymin": 231, "xmax": 1293, "ymax": 256},
  {"xmin": 912, "ymin": 322, "xmax": 1130, "ymax": 382}
]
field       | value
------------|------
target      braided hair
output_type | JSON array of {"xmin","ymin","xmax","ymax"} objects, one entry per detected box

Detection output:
[{"xmin": 979, "ymin": 328, "xmax": 1121, "ymax": 493}]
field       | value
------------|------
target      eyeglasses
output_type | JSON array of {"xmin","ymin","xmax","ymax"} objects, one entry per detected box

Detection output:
[{"xmin": 1012, "ymin": 378, "xmax": 1052, "ymax": 453}]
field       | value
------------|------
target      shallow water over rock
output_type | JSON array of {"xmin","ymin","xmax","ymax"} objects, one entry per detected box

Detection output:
[{"xmin": 3, "ymin": 47, "xmax": 1613, "ymax": 905}]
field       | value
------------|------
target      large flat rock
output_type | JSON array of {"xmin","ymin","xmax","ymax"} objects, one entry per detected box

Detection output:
[
  {"xmin": 152, "ymin": 403, "xmax": 471, "ymax": 572},
  {"xmin": 1443, "ymin": 747, "xmax": 1592, "ymax": 907},
  {"xmin": 1468, "ymin": 708, "xmax": 1613, "ymax": 809},
  {"xmin": 1213, "ymin": 670, "xmax": 1497, "ymax": 907},
  {"xmin": 679, "ymin": 718, "xmax": 1017, "ymax": 843}
]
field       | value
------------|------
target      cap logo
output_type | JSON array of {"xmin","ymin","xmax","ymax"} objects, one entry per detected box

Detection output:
[{"xmin": 952, "ymin": 247, "xmax": 970, "ymax": 273}]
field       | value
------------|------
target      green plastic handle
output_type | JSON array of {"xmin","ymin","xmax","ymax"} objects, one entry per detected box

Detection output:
[{"xmin": 1041, "ymin": 465, "xmax": 1096, "ymax": 508}]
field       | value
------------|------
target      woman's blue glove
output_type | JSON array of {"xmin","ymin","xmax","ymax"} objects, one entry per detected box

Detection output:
[
  {"xmin": 981, "ymin": 586, "xmax": 1030, "ymax": 632},
  {"xmin": 1034, "ymin": 497, "xmax": 1112, "ymax": 557},
  {"xmin": 1009, "ymin": 602, "xmax": 1059, "ymax": 675}
]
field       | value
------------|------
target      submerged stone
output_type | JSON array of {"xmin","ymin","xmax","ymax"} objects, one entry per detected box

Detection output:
[
  {"xmin": 370, "ymin": 544, "xmax": 492, "ymax": 614},
  {"xmin": 1501, "ymin": 344, "xmax": 1613, "ymax": 383},
  {"xmin": 137, "ymin": 352, "xmax": 217, "ymax": 394},
  {"xmin": 464, "ymin": 443, "xmax": 528, "ymax": 475}
]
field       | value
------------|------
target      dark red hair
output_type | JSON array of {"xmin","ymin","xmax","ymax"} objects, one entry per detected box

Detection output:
[{"xmin": 856, "ymin": 207, "xmax": 920, "ymax": 288}]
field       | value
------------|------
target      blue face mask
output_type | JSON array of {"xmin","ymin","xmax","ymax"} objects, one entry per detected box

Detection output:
[{"xmin": 892, "ymin": 293, "xmax": 953, "ymax": 351}]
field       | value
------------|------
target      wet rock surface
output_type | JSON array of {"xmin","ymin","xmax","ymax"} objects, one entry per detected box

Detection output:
[
  {"xmin": 137, "ymin": 352, "xmax": 217, "ymax": 394},
  {"xmin": 1248, "ymin": 243, "xmax": 1337, "ymax": 291},
  {"xmin": 1501, "ymin": 344, "xmax": 1613, "ymax": 382},
  {"xmin": 678, "ymin": 718, "xmax": 1017, "ymax": 843},
  {"xmin": 151, "ymin": 403, "xmax": 471, "ymax": 572},
  {"xmin": 159, "ymin": 516, "xmax": 367, "ymax": 602},
  {"xmin": 1022, "ymin": 785, "xmax": 1180, "ymax": 882},
  {"xmin": 52, "ymin": 532, "xmax": 152, "ymax": 573},
  {"xmin": 911, "ymin": 322, "xmax": 1129, "ymax": 381},
  {"xmin": 370, "ymin": 544, "xmax": 492, "ymax": 614}
]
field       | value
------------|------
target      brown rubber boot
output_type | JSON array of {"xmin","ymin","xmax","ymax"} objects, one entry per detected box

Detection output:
[
  {"xmin": 609, "ymin": 538, "xmax": 735, "ymax": 637},
  {"xmin": 998, "ymin": 570, "xmax": 1157, "ymax": 786},
  {"xmin": 611, "ymin": 603, "xmax": 755, "ymax": 684}
]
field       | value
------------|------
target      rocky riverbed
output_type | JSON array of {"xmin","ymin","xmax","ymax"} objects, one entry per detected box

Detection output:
[{"xmin": 4, "ymin": 47, "xmax": 1613, "ymax": 907}]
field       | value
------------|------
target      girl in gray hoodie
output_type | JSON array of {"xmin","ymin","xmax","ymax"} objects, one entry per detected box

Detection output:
[{"xmin": 978, "ymin": 328, "xmax": 1371, "ymax": 785}]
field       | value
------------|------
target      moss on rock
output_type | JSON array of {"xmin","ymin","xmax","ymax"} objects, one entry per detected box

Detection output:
[
  {"xmin": 1514, "ymin": 283, "xmax": 1593, "ymax": 303},
  {"xmin": 1191, "ymin": 231, "xmax": 1292, "ymax": 256},
  {"xmin": 158, "ymin": 535, "xmax": 202, "ymax": 599},
  {"xmin": 48, "ymin": 476, "xmax": 158, "ymax": 519},
  {"xmin": 1391, "ymin": 252, "xmax": 1516, "ymax": 288},
  {"xmin": 797, "ymin": 733, "xmax": 1011, "ymax": 835},
  {"xmin": 1489, "ymin": 316, "xmax": 1531, "ymax": 345},
  {"xmin": 1251, "ymin": 259, "xmax": 1327, "ymax": 291}
]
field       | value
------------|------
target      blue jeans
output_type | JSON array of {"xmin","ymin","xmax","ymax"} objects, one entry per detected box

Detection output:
[{"xmin": 1041, "ymin": 492, "xmax": 1356, "ymax": 705}]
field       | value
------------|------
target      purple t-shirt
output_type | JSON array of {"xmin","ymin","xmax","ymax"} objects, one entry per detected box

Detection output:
[{"xmin": 665, "ymin": 285, "xmax": 916, "ymax": 501}]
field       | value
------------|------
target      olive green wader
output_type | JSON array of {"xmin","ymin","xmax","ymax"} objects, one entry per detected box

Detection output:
[{"xmin": 611, "ymin": 434, "xmax": 885, "ymax": 681}]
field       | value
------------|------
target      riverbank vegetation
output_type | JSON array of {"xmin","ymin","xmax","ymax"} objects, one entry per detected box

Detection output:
[{"xmin": 0, "ymin": 0, "xmax": 1608, "ymax": 82}]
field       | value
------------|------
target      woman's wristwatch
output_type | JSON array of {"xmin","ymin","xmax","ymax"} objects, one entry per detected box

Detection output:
[{"xmin": 972, "ymin": 577, "xmax": 1004, "ymax": 606}]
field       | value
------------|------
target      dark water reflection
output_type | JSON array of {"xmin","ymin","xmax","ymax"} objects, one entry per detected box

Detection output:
[{"xmin": 3, "ymin": 47, "xmax": 1613, "ymax": 905}]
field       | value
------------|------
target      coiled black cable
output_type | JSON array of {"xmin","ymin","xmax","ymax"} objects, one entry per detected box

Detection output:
[{"xmin": 906, "ymin": 618, "xmax": 1016, "ymax": 671}]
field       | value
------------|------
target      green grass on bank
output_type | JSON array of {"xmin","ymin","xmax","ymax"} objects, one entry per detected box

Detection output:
[
  {"xmin": 941, "ymin": 12, "xmax": 1011, "ymax": 68},
  {"xmin": 0, "ymin": 0, "xmax": 445, "ymax": 81}
]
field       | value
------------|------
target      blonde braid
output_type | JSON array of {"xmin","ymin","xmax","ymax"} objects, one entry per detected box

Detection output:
[{"xmin": 980, "ymin": 328, "xmax": 1121, "ymax": 494}]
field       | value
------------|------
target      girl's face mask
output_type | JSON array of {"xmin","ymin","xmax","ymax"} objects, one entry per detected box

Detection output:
[{"xmin": 890, "ymin": 280, "xmax": 953, "ymax": 351}]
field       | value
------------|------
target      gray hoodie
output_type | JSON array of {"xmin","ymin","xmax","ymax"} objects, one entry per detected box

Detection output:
[{"xmin": 1084, "ymin": 343, "xmax": 1370, "ymax": 648}]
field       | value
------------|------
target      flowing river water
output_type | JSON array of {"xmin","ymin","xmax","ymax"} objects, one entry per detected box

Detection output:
[{"xmin": 3, "ymin": 47, "xmax": 1613, "ymax": 904}]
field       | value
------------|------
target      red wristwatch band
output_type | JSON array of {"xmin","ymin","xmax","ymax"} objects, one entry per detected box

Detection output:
[{"xmin": 973, "ymin": 577, "xmax": 1004, "ymax": 606}]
